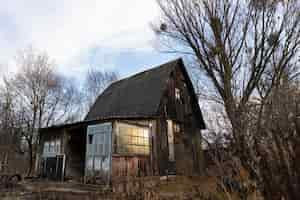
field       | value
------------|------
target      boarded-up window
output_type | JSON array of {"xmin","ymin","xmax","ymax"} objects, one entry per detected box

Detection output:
[{"xmin": 117, "ymin": 123, "xmax": 150, "ymax": 155}]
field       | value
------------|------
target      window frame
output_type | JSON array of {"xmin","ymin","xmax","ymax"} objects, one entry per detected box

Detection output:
[
  {"xmin": 173, "ymin": 122, "xmax": 181, "ymax": 134},
  {"xmin": 43, "ymin": 136, "xmax": 61, "ymax": 156},
  {"xmin": 116, "ymin": 123, "xmax": 150, "ymax": 156},
  {"xmin": 175, "ymin": 87, "xmax": 181, "ymax": 101}
]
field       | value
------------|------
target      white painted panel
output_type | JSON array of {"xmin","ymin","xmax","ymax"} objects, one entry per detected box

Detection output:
[{"xmin": 167, "ymin": 120, "xmax": 175, "ymax": 161}]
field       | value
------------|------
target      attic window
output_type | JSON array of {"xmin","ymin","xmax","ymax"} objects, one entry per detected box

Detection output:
[
  {"xmin": 175, "ymin": 88, "xmax": 181, "ymax": 100},
  {"xmin": 174, "ymin": 123, "xmax": 181, "ymax": 133}
]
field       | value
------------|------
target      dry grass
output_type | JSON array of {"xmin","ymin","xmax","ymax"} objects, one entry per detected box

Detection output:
[{"xmin": 0, "ymin": 174, "xmax": 262, "ymax": 200}]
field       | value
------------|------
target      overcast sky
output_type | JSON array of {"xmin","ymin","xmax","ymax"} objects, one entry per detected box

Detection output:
[{"xmin": 0, "ymin": 0, "xmax": 177, "ymax": 80}]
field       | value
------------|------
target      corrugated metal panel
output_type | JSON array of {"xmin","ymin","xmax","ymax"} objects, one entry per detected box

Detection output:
[{"xmin": 85, "ymin": 122, "xmax": 112, "ymax": 184}]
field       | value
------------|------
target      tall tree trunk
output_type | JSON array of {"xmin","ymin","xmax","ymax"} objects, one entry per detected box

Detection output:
[{"xmin": 26, "ymin": 139, "xmax": 33, "ymax": 177}]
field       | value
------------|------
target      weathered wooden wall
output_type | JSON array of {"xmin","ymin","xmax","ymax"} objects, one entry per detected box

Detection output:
[
  {"xmin": 157, "ymin": 65, "xmax": 204, "ymax": 175},
  {"xmin": 154, "ymin": 118, "xmax": 169, "ymax": 175},
  {"xmin": 111, "ymin": 120, "xmax": 155, "ymax": 179},
  {"xmin": 111, "ymin": 156, "xmax": 151, "ymax": 179},
  {"xmin": 39, "ymin": 125, "xmax": 86, "ymax": 181}
]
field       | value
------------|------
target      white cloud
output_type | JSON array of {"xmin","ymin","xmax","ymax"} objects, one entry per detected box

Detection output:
[{"xmin": 0, "ymin": 0, "xmax": 160, "ymax": 75}]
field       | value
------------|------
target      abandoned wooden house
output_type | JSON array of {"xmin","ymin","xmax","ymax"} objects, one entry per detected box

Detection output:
[{"xmin": 38, "ymin": 58, "xmax": 206, "ymax": 184}]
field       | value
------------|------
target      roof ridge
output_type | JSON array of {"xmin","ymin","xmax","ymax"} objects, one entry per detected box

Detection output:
[
  {"xmin": 108, "ymin": 58, "xmax": 182, "ymax": 87},
  {"xmin": 84, "ymin": 58, "xmax": 183, "ymax": 121}
]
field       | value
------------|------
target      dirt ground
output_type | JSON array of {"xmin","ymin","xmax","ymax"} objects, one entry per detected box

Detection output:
[{"xmin": 0, "ymin": 175, "xmax": 261, "ymax": 200}]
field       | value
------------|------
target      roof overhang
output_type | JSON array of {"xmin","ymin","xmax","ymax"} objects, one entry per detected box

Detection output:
[{"xmin": 39, "ymin": 116, "xmax": 158, "ymax": 133}]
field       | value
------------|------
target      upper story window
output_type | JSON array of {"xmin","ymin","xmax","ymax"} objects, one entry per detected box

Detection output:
[
  {"xmin": 174, "ymin": 123, "xmax": 181, "ymax": 133},
  {"xmin": 175, "ymin": 88, "xmax": 181, "ymax": 101}
]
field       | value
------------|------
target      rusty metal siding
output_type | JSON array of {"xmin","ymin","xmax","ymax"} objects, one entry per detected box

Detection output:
[{"xmin": 111, "ymin": 156, "xmax": 150, "ymax": 179}]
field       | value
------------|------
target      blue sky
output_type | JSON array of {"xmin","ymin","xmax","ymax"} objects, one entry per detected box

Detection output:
[
  {"xmin": 0, "ymin": 0, "xmax": 222, "ymax": 131},
  {"xmin": 0, "ymin": 0, "xmax": 178, "ymax": 80}
]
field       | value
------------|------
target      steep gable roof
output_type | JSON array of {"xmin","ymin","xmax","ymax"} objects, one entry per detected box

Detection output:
[{"xmin": 85, "ymin": 58, "xmax": 205, "ymax": 129}]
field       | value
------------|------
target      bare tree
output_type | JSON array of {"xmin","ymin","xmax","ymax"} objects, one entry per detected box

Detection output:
[
  {"xmin": 84, "ymin": 67, "xmax": 118, "ymax": 112},
  {"xmin": 0, "ymin": 82, "xmax": 20, "ymax": 173},
  {"xmin": 2, "ymin": 48, "xmax": 80, "ymax": 176},
  {"xmin": 247, "ymin": 75, "xmax": 300, "ymax": 199},
  {"xmin": 155, "ymin": 0, "xmax": 300, "ymax": 199}
]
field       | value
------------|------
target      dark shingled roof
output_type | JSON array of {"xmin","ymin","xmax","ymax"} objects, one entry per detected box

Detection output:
[
  {"xmin": 85, "ymin": 58, "xmax": 205, "ymax": 129},
  {"xmin": 85, "ymin": 59, "xmax": 177, "ymax": 120}
]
